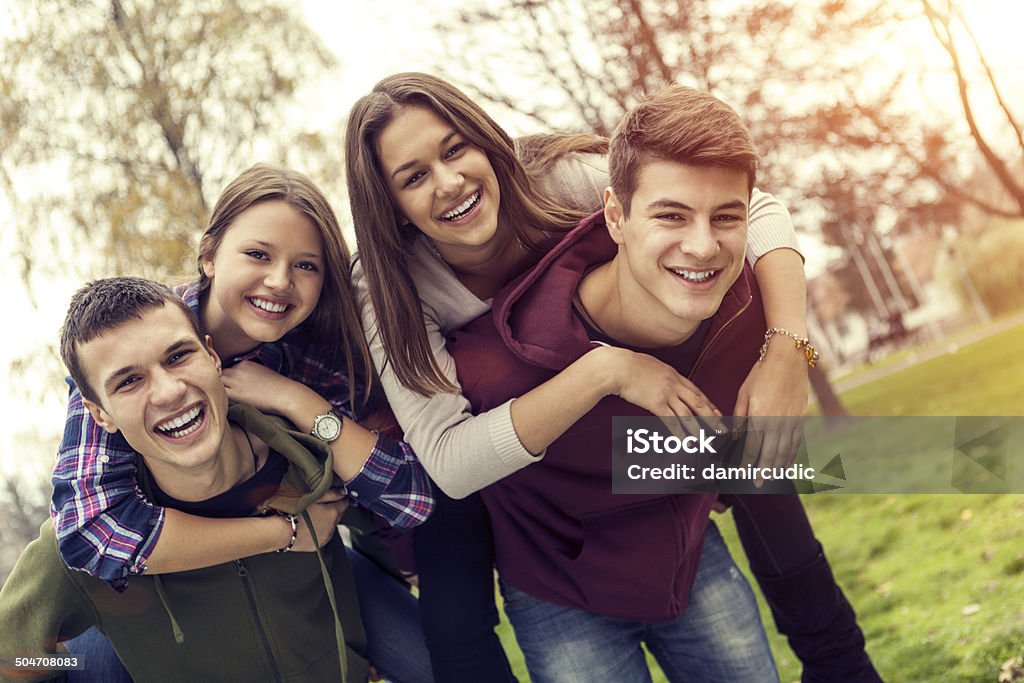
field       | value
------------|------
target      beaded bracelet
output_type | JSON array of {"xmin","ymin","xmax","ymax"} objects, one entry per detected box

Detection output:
[
  {"xmin": 758, "ymin": 327, "xmax": 820, "ymax": 368},
  {"xmin": 277, "ymin": 512, "xmax": 298, "ymax": 553}
]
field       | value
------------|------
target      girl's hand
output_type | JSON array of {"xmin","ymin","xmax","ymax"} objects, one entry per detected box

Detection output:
[
  {"xmin": 222, "ymin": 361, "xmax": 302, "ymax": 415},
  {"xmin": 734, "ymin": 340, "xmax": 808, "ymax": 481},
  {"xmin": 602, "ymin": 346, "xmax": 722, "ymax": 419}
]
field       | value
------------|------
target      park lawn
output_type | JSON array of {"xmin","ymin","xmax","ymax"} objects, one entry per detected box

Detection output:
[
  {"xmin": 496, "ymin": 320, "xmax": 1024, "ymax": 682},
  {"xmin": 837, "ymin": 318, "xmax": 1024, "ymax": 417}
]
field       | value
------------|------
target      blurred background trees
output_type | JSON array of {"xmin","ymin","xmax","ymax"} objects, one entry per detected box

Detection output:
[
  {"xmin": 1, "ymin": 0, "xmax": 1022, "ymax": 573},
  {"xmin": 434, "ymin": 0, "xmax": 1021, "ymax": 222},
  {"xmin": 0, "ymin": 0, "xmax": 342, "ymax": 289},
  {"xmin": 431, "ymin": 0, "xmax": 1022, "ymax": 403}
]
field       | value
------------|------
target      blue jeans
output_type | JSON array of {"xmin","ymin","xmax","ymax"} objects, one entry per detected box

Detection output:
[
  {"xmin": 64, "ymin": 628, "xmax": 132, "ymax": 683},
  {"xmin": 348, "ymin": 545, "xmax": 434, "ymax": 683},
  {"xmin": 500, "ymin": 521, "xmax": 779, "ymax": 683}
]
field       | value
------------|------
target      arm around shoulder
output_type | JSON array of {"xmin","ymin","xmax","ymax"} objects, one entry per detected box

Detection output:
[
  {"xmin": 353, "ymin": 257, "xmax": 541, "ymax": 499},
  {"xmin": 746, "ymin": 188, "xmax": 802, "ymax": 266}
]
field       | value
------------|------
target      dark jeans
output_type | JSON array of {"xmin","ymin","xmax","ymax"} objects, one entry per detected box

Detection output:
[
  {"xmin": 412, "ymin": 489, "xmax": 517, "ymax": 683},
  {"xmin": 724, "ymin": 490, "xmax": 881, "ymax": 682}
]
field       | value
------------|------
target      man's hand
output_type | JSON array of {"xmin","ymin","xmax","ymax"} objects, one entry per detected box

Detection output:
[
  {"xmin": 292, "ymin": 489, "xmax": 349, "ymax": 552},
  {"xmin": 734, "ymin": 339, "xmax": 808, "ymax": 485}
]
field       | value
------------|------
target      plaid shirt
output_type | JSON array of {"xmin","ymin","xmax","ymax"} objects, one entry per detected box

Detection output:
[{"xmin": 51, "ymin": 281, "xmax": 433, "ymax": 586}]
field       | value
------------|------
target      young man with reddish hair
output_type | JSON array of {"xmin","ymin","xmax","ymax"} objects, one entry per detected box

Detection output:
[{"xmin": 449, "ymin": 85, "xmax": 777, "ymax": 681}]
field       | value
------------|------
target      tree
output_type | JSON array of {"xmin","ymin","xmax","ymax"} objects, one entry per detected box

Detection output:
[
  {"xmin": 430, "ymin": 0, "xmax": 1022, "ymax": 412},
  {"xmin": 0, "ymin": 0, "xmax": 341, "ymax": 288},
  {"xmin": 918, "ymin": 0, "xmax": 1024, "ymax": 218}
]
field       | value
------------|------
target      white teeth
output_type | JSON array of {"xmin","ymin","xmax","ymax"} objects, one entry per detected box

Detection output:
[
  {"xmin": 251, "ymin": 297, "xmax": 288, "ymax": 313},
  {"xmin": 157, "ymin": 405, "xmax": 202, "ymax": 437},
  {"xmin": 158, "ymin": 405, "xmax": 200, "ymax": 431},
  {"xmin": 167, "ymin": 420, "xmax": 202, "ymax": 439},
  {"xmin": 671, "ymin": 268, "xmax": 717, "ymax": 283},
  {"xmin": 441, "ymin": 191, "xmax": 480, "ymax": 220}
]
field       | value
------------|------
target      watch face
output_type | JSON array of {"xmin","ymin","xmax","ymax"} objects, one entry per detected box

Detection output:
[{"xmin": 314, "ymin": 413, "xmax": 342, "ymax": 442}]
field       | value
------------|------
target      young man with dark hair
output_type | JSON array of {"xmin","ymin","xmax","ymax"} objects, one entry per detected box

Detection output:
[
  {"xmin": 0, "ymin": 277, "xmax": 424, "ymax": 682},
  {"xmin": 448, "ymin": 85, "xmax": 778, "ymax": 681}
]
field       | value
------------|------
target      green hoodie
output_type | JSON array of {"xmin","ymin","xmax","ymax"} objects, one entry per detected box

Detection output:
[{"xmin": 0, "ymin": 404, "xmax": 369, "ymax": 682}]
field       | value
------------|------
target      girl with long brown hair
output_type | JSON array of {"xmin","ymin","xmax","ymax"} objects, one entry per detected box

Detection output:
[
  {"xmin": 346, "ymin": 73, "xmax": 877, "ymax": 682},
  {"xmin": 52, "ymin": 164, "xmax": 435, "ymax": 682}
]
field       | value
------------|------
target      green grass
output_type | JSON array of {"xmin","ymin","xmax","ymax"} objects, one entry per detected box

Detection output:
[
  {"xmin": 717, "ymin": 494, "xmax": 1024, "ymax": 683},
  {"xmin": 838, "ymin": 322, "xmax": 1024, "ymax": 417},
  {"xmin": 495, "ymin": 320, "xmax": 1024, "ymax": 682}
]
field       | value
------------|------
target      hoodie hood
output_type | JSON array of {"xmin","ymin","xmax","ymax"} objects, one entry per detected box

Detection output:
[
  {"xmin": 492, "ymin": 210, "xmax": 755, "ymax": 382},
  {"xmin": 449, "ymin": 210, "xmax": 766, "ymax": 621}
]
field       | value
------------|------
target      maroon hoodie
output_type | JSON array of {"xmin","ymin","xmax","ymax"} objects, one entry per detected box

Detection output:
[{"xmin": 448, "ymin": 211, "xmax": 766, "ymax": 621}]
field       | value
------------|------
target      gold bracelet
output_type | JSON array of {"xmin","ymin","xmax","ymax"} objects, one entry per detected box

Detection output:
[{"xmin": 758, "ymin": 327, "xmax": 819, "ymax": 368}]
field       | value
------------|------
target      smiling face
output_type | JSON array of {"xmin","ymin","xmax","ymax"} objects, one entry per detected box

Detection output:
[
  {"xmin": 376, "ymin": 105, "xmax": 503, "ymax": 263},
  {"xmin": 200, "ymin": 200, "xmax": 325, "ymax": 359},
  {"xmin": 79, "ymin": 305, "xmax": 230, "ymax": 481},
  {"xmin": 604, "ymin": 160, "xmax": 749, "ymax": 343}
]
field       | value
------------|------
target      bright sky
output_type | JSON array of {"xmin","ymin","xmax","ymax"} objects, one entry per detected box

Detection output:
[{"xmin": 1, "ymin": 0, "xmax": 1022, "ymax": 476}]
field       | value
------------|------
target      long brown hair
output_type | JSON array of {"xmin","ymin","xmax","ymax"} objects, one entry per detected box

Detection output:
[
  {"xmin": 198, "ymin": 163, "xmax": 374, "ymax": 411},
  {"xmin": 515, "ymin": 132, "xmax": 609, "ymax": 176},
  {"xmin": 345, "ymin": 72, "xmax": 584, "ymax": 396}
]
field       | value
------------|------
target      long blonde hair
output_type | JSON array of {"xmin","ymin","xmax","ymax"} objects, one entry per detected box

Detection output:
[{"xmin": 345, "ymin": 73, "xmax": 584, "ymax": 396}]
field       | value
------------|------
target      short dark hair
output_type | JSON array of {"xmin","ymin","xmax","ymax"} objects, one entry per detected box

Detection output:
[
  {"xmin": 609, "ymin": 85, "xmax": 758, "ymax": 215},
  {"xmin": 60, "ymin": 277, "xmax": 201, "ymax": 404}
]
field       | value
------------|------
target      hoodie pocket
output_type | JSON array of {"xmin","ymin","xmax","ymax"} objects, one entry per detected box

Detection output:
[{"xmin": 562, "ymin": 497, "xmax": 696, "ymax": 619}]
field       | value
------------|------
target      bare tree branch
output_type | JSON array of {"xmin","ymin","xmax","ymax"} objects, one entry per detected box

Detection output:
[
  {"xmin": 921, "ymin": 0, "xmax": 1024, "ymax": 214},
  {"xmin": 949, "ymin": 2, "xmax": 1024, "ymax": 152}
]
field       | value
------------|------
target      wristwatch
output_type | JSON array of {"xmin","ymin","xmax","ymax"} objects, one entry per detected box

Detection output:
[{"xmin": 311, "ymin": 410, "xmax": 343, "ymax": 443}]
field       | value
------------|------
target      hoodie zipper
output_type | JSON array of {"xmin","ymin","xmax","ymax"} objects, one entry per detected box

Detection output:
[
  {"xmin": 235, "ymin": 559, "xmax": 284, "ymax": 683},
  {"xmin": 689, "ymin": 294, "xmax": 752, "ymax": 378}
]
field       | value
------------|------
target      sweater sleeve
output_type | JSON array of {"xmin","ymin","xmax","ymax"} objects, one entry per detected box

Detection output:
[
  {"xmin": 747, "ymin": 188, "xmax": 802, "ymax": 265},
  {"xmin": 0, "ymin": 522, "xmax": 97, "ymax": 681},
  {"xmin": 352, "ymin": 259, "xmax": 542, "ymax": 499}
]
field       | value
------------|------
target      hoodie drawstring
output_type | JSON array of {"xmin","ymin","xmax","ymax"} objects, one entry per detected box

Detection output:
[
  {"xmin": 154, "ymin": 575, "xmax": 185, "ymax": 644},
  {"xmin": 303, "ymin": 510, "xmax": 348, "ymax": 683}
]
